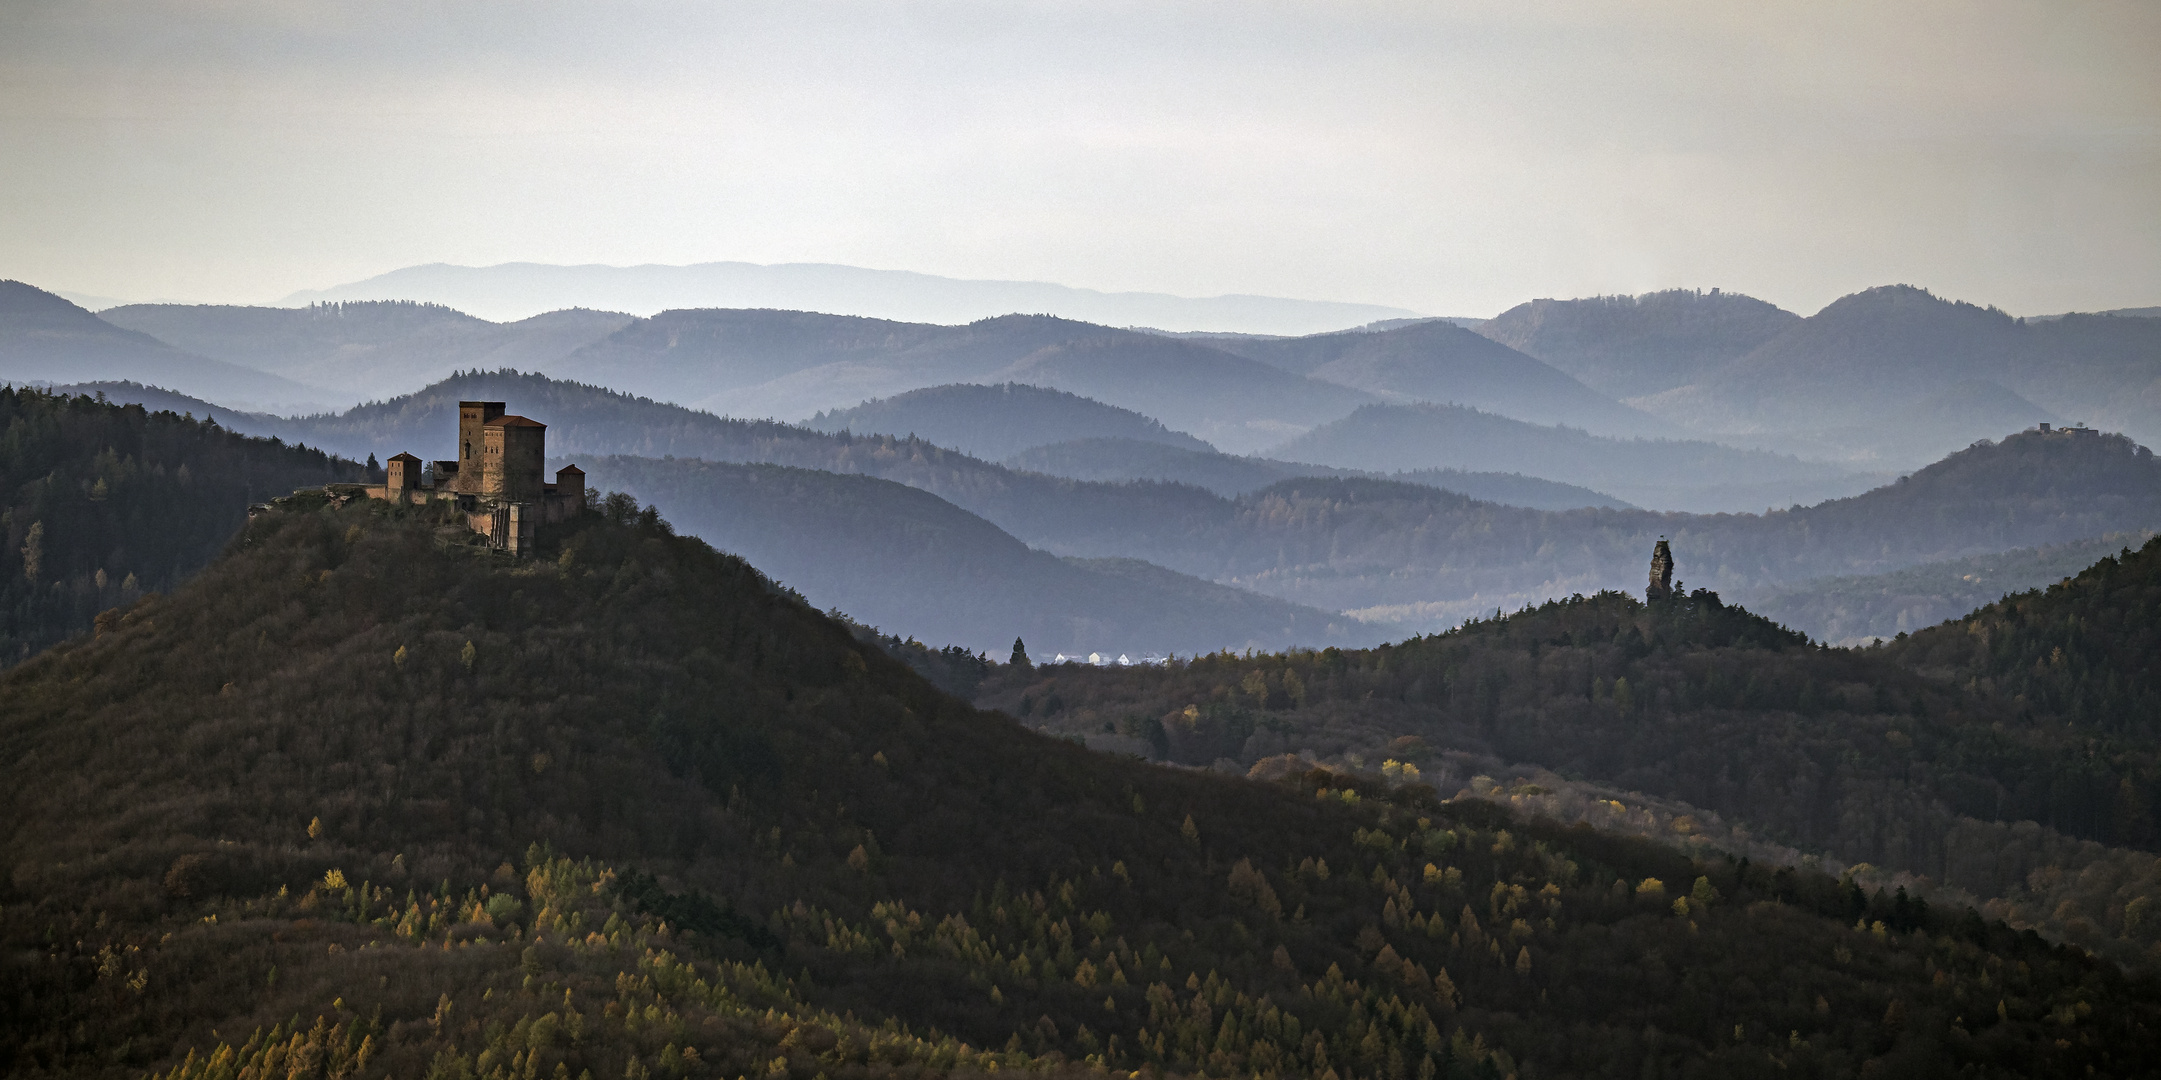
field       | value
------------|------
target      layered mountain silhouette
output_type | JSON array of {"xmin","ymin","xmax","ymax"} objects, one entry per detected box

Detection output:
[
  {"xmin": 580, "ymin": 456, "xmax": 1393, "ymax": 655},
  {"xmin": 807, "ymin": 382, "xmax": 1215, "ymax": 460},
  {"xmin": 1209, "ymin": 319, "xmax": 1666, "ymax": 437},
  {"xmin": 548, "ymin": 310, "xmax": 1377, "ymax": 454},
  {"xmin": 0, "ymin": 282, "xmax": 332, "ymax": 412},
  {"xmin": 99, "ymin": 300, "xmax": 632, "ymax": 399},
  {"xmin": 61, "ymin": 373, "xmax": 2154, "ymax": 636},
  {"xmin": 1623, "ymin": 286, "xmax": 2161, "ymax": 464},
  {"xmin": 1264, "ymin": 402, "xmax": 1870, "ymax": 513},
  {"xmin": 1005, "ymin": 436, "xmax": 1633, "ymax": 508},
  {"xmin": 1475, "ymin": 288, "xmax": 1801, "ymax": 398},
  {"xmin": 281, "ymin": 259, "xmax": 1422, "ymax": 331},
  {"xmin": 1737, "ymin": 531, "xmax": 2156, "ymax": 645}
]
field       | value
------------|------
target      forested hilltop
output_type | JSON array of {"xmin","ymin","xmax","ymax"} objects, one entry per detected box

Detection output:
[
  {"xmin": 0, "ymin": 387, "xmax": 358, "ymax": 664},
  {"xmin": 4, "ymin": 498, "xmax": 2156, "ymax": 1077},
  {"xmin": 981, "ymin": 539, "xmax": 2161, "ymax": 974}
]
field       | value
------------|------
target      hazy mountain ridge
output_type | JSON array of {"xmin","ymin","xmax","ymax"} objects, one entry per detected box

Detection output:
[
  {"xmin": 1634, "ymin": 286, "xmax": 2161, "ymax": 462},
  {"xmin": 1209, "ymin": 319, "xmax": 1665, "ymax": 437},
  {"xmin": 807, "ymin": 382, "xmax": 1215, "ymax": 460},
  {"xmin": 543, "ymin": 309, "xmax": 1379, "ymax": 452},
  {"xmin": 1737, "ymin": 531, "xmax": 2159, "ymax": 646},
  {"xmin": 1005, "ymin": 436, "xmax": 1634, "ymax": 509},
  {"xmin": 0, "ymin": 282, "xmax": 333, "ymax": 412},
  {"xmin": 61, "ymin": 373, "xmax": 2156, "ymax": 637},
  {"xmin": 281, "ymin": 259, "xmax": 1423, "ymax": 333},
  {"xmin": 578, "ymin": 455, "xmax": 1394, "ymax": 656},
  {"xmin": 97, "ymin": 300, "xmax": 632, "ymax": 400},
  {"xmin": 1475, "ymin": 288, "xmax": 1801, "ymax": 398},
  {"xmin": 1264, "ymin": 401, "xmax": 1872, "ymax": 513}
]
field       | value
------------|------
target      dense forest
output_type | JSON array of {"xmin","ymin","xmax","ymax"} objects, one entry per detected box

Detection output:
[
  {"xmin": 980, "ymin": 539, "xmax": 2161, "ymax": 973},
  {"xmin": 0, "ymin": 387, "xmax": 358, "ymax": 664},
  {"xmin": 5, "ymin": 493, "xmax": 2158, "ymax": 1076}
]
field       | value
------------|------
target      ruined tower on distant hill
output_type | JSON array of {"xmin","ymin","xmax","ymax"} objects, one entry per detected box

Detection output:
[{"xmin": 1647, "ymin": 539, "xmax": 1674, "ymax": 601}]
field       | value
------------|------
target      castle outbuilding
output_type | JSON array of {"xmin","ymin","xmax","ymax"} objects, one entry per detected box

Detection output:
[{"xmin": 365, "ymin": 401, "xmax": 585, "ymax": 555}]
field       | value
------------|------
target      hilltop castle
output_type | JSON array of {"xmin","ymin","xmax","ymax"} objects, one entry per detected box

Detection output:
[{"xmin": 365, "ymin": 401, "xmax": 586, "ymax": 555}]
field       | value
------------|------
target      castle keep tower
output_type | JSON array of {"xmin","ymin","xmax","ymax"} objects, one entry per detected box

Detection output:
[
  {"xmin": 1646, "ymin": 539, "xmax": 1675, "ymax": 601},
  {"xmin": 365, "ymin": 400, "xmax": 586, "ymax": 556}
]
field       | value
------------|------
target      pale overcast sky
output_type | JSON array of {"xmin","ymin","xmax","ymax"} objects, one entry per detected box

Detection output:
[{"xmin": 2, "ymin": 0, "xmax": 2155, "ymax": 316}]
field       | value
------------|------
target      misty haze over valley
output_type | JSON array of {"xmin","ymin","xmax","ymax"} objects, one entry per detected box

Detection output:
[{"xmin": 6, "ymin": 3, "xmax": 2161, "ymax": 1076}]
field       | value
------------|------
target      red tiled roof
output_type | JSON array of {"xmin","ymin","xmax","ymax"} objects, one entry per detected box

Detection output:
[{"xmin": 485, "ymin": 415, "xmax": 545, "ymax": 428}]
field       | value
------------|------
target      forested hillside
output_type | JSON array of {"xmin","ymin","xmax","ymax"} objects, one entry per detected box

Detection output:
[
  {"xmin": 1738, "ymin": 533, "xmax": 2155, "ymax": 645},
  {"xmin": 976, "ymin": 565, "xmax": 2161, "ymax": 972},
  {"xmin": 0, "ymin": 387, "xmax": 358, "ymax": 664},
  {"xmin": 4, "ymin": 498, "xmax": 2155, "ymax": 1078},
  {"xmin": 807, "ymin": 383, "xmax": 1215, "ymax": 461},
  {"xmin": 1887, "ymin": 535, "xmax": 2161, "ymax": 733}
]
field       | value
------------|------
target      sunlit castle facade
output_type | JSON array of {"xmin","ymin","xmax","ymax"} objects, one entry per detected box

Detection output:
[{"xmin": 366, "ymin": 401, "xmax": 586, "ymax": 556}]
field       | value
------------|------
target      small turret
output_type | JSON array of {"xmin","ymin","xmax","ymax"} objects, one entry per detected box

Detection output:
[{"xmin": 1647, "ymin": 539, "xmax": 1674, "ymax": 601}]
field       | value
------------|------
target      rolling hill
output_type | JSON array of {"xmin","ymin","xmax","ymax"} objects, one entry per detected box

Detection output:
[
  {"xmin": 3, "ymin": 490, "xmax": 2154, "ymax": 1077},
  {"xmin": 1735, "ymin": 531, "xmax": 2156, "ymax": 646},
  {"xmin": 805, "ymin": 383, "xmax": 1215, "ymax": 461},
  {"xmin": 1005, "ymin": 437, "xmax": 1633, "ymax": 509},
  {"xmin": 576, "ymin": 455, "xmax": 1391, "ymax": 656},
  {"xmin": 0, "ymin": 387, "xmax": 360, "ymax": 663},
  {"xmin": 1208, "ymin": 319, "xmax": 1665, "ymax": 437},
  {"xmin": 97, "ymin": 300, "xmax": 632, "ymax": 400},
  {"xmin": 545, "ymin": 311, "xmax": 1378, "ymax": 453},
  {"xmin": 1635, "ymin": 286, "xmax": 2161, "ymax": 463},
  {"xmin": 281, "ymin": 259, "xmax": 1421, "ymax": 332},
  {"xmin": 67, "ymin": 373, "xmax": 2161, "ymax": 636},
  {"xmin": 1264, "ymin": 402, "xmax": 1871, "ymax": 513},
  {"xmin": 979, "ymin": 537, "xmax": 2161, "ymax": 973},
  {"xmin": 1474, "ymin": 289, "xmax": 1801, "ymax": 398},
  {"xmin": 0, "ymin": 282, "xmax": 332, "ymax": 412}
]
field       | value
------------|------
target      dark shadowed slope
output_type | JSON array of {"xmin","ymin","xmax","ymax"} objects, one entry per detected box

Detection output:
[
  {"xmin": 980, "ymin": 562, "xmax": 2161, "ymax": 973},
  {"xmin": 577, "ymin": 456, "xmax": 1392, "ymax": 655},
  {"xmin": 1736, "ymin": 531, "xmax": 2157, "ymax": 645},
  {"xmin": 4, "ymin": 498, "xmax": 2154, "ymax": 1078},
  {"xmin": 1006, "ymin": 437, "xmax": 1634, "ymax": 509},
  {"xmin": 0, "ymin": 388, "xmax": 361, "ymax": 664},
  {"xmin": 0, "ymin": 282, "xmax": 332, "ymax": 412},
  {"xmin": 1475, "ymin": 289, "xmax": 1801, "ymax": 398},
  {"xmin": 1887, "ymin": 534, "xmax": 2161, "ymax": 735},
  {"xmin": 99, "ymin": 301, "xmax": 633, "ymax": 399},
  {"xmin": 1264, "ymin": 402, "xmax": 1870, "ymax": 513},
  {"xmin": 806, "ymin": 382, "xmax": 1215, "ymax": 460},
  {"xmin": 1205, "ymin": 319, "xmax": 1662, "ymax": 437}
]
